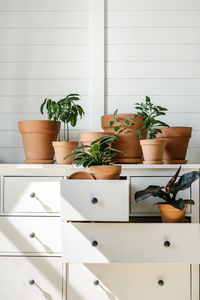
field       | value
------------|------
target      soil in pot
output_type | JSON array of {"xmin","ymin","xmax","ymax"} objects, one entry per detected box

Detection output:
[
  {"xmin": 101, "ymin": 114, "xmax": 146, "ymax": 163},
  {"xmin": 53, "ymin": 141, "xmax": 78, "ymax": 164},
  {"xmin": 158, "ymin": 204, "xmax": 187, "ymax": 223},
  {"xmin": 79, "ymin": 132, "xmax": 114, "ymax": 152},
  {"xmin": 88, "ymin": 165, "xmax": 121, "ymax": 180},
  {"xmin": 18, "ymin": 120, "xmax": 60, "ymax": 164},
  {"xmin": 156, "ymin": 127, "xmax": 192, "ymax": 164},
  {"xmin": 140, "ymin": 139, "xmax": 166, "ymax": 164}
]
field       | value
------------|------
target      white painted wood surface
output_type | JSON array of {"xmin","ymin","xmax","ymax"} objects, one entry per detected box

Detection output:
[
  {"xmin": 61, "ymin": 179, "xmax": 129, "ymax": 221},
  {"xmin": 62, "ymin": 223, "xmax": 200, "ymax": 263},
  {"xmin": 67, "ymin": 263, "xmax": 190, "ymax": 300}
]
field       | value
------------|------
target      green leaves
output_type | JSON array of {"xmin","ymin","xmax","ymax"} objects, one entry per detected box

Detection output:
[
  {"xmin": 109, "ymin": 109, "xmax": 139, "ymax": 136},
  {"xmin": 170, "ymin": 171, "xmax": 200, "ymax": 193},
  {"xmin": 135, "ymin": 185, "xmax": 165, "ymax": 202}
]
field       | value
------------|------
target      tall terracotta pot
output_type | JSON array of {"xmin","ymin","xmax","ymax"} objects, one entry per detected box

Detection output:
[
  {"xmin": 140, "ymin": 139, "xmax": 166, "ymax": 164},
  {"xmin": 158, "ymin": 204, "xmax": 187, "ymax": 223},
  {"xmin": 18, "ymin": 120, "xmax": 60, "ymax": 164},
  {"xmin": 53, "ymin": 141, "xmax": 78, "ymax": 164},
  {"xmin": 101, "ymin": 114, "xmax": 146, "ymax": 163},
  {"xmin": 156, "ymin": 127, "xmax": 192, "ymax": 164},
  {"xmin": 79, "ymin": 132, "xmax": 114, "ymax": 152}
]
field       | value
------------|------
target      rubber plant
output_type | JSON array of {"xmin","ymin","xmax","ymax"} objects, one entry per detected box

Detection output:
[
  {"xmin": 135, "ymin": 166, "xmax": 200, "ymax": 222},
  {"xmin": 40, "ymin": 94, "xmax": 85, "ymax": 164},
  {"xmin": 135, "ymin": 96, "xmax": 169, "ymax": 164},
  {"xmin": 65, "ymin": 135, "xmax": 124, "ymax": 179}
]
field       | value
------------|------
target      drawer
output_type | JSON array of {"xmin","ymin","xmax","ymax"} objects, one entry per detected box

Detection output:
[
  {"xmin": 4, "ymin": 176, "xmax": 62, "ymax": 213},
  {"xmin": 131, "ymin": 177, "xmax": 191, "ymax": 214},
  {"xmin": 0, "ymin": 217, "xmax": 61, "ymax": 254},
  {"xmin": 67, "ymin": 264, "xmax": 190, "ymax": 300},
  {"xmin": 62, "ymin": 223, "xmax": 200, "ymax": 263},
  {"xmin": 0, "ymin": 257, "xmax": 62, "ymax": 300},
  {"xmin": 61, "ymin": 179, "xmax": 129, "ymax": 221}
]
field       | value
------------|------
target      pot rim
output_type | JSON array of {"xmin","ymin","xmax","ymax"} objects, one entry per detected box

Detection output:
[{"xmin": 140, "ymin": 139, "xmax": 166, "ymax": 145}]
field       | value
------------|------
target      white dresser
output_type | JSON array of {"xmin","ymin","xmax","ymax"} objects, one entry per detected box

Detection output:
[{"xmin": 0, "ymin": 164, "xmax": 199, "ymax": 300}]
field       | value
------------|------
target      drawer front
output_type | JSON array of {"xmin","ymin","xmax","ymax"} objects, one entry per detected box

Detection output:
[
  {"xmin": 68, "ymin": 264, "xmax": 190, "ymax": 300},
  {"xmin": 62, "ymin": 223, "xmax": 200, "ymax": 263},
  {"xmin": 61, "ymin": 179, "xmax": 129, "ymax": 221},
  {"xmin": 0, "ymin": 217, "xmax": 61, "ymax": 253},
  {"xmin": 0, "ymin": 257, "xmax": 62, "ymax": 300},
  {"xmin": 4, "ymin": 176, "xmax": 62, "ymax": 213},
  {"xmin": 131, "ymin": 177, "xmax": 191, "ymax": 214}
]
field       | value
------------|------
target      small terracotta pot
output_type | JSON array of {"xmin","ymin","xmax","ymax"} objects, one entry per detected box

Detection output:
[
  {"xmin": 140, "ymin": 139, "xmax": 166, "ymax": 164},
  {"xmin": 53, "ymin": 141, "xmax": 78, "ymax": 164},
  {"xmin": 158, "ymin": 204, "xmax": 187, "ymax": 223},
  {"xmin": 68, "ymin": 171, "xmax": 95, "ymax": 180},
  {"xmin": 18, "ymin": 120, "xmax": 60, "ymax": 164},
  {"xmin": 79, "ymin": 132, "xmax": 114, "ymax": 152},
  {"xmin": 101, "ymin": 114, "xmax": 146, "ymax": 163},
  {"xmin": 88, "ymin": 165, "xmax": 121, "ymax": 180},
  {"xmin": 156, "ymin": 127, "xmax": 192, "ymax": 164}
]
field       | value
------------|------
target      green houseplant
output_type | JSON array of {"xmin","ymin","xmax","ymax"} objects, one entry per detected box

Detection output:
[
  {"xmin": 135, "ymin": 166, "xmax": 200, "ymax": 222},
  {"xmin": 40, "ymin": 93, "xmax": 84, "ymax": 164},
  {"xmin": 65, "ymin": 135, "xmax": 123, "ymax": 179},
  {"xmin": 135, "ymin": 96, "xmax": 169, "ymax": 164}
]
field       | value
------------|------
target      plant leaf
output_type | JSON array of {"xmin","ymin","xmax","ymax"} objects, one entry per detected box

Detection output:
[
  {"xmin": 135, "ymin": 185, "xmax": 164, "ymax": 202},
  {"xmin": 171, "ymin": 171, "xmax": 200, "ymax": 193}
]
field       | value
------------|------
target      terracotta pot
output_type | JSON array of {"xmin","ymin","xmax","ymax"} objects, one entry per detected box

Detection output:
[
  {"xmin": 79, "ymin": 132, "xmax": 114, "ymax": 152},
  {"xmin": 156, "ymin": 127, "xmax": 192, "ymax": 164},
  {"xmin": 53, "ymin": 141, "xmax": 78, "ymax": 164},
  {"xmin": 140, "ymin": 139, "xmax": 166, "ymax": 164},
  {"xmin": 68, "ymin": 171, "xmax": 95, "ymax": 180},
  {"xmin": 101, "ymin": 114, "xmax": 146, "ymax": 163},
  {"xmin": 158, "ymin": 204, "xmax": 187, "ymax": 223},
  {"xmin": 18, "ymin": 120, "xmax": 60, "ymax": 164},
  {"xmin": 88, "ymin": 165, "xmax": 121, "ymax": 180}
]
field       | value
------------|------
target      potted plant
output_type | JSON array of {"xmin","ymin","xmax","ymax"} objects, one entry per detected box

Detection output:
[
  {"xmin": 135, "ymin": 166, "xmax": 200, "ymax": 222},
  {"xmin": 65, "ymin": 135, "xmax": 123, "ymax": 179},
  {"xmin": 79, "ymin": 131, "xmax": 114, "ymax": 152},
  {"xmin": 135, "ymin": 96, "xmax": 169, "ymax": 164},
  {"xmin": 101, "ymin": 111, "xmax": 146, "ymax": 163},
  {"xmin": 40, "ymin": 94, "xmax": 84, "ymax": 164}
]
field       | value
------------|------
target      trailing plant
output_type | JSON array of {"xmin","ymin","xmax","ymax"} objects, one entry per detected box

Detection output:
[
  {"xmin": 65, "ymin": 135, "xmax": 124, "ymax": 167},
  {"xmin": 135, "ymin": 96, "xmax": 169, "ymax": 139},
  {"xmin": 40, "ymin": 94, "xmax": 84, "ymax": 141},
  {"xmin": 110, "ymin": 109, "xmax": 140, "ymax": 136},
  {"xmin": 135, "ymin": 166, "xmax": 200, "ymax": 211}
]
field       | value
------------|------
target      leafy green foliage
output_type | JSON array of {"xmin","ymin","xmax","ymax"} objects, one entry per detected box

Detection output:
[
  {"xmin": 64, "ymin": 135, "xmax": 124, "ymax": 167},
  {"xmin": 135, "ymin": 96, "xmax": 169, "ymax": 139},
  {"xmin": 109, "ymin": 109, "xmax": 139, "ymax": 136},
  {"xmin": 135, "ymin": 167, "xmax": 200, "ymax": 211},
  {"xmin": 40, "ymin": 94, "xmax": 84, "ymax": 141}
]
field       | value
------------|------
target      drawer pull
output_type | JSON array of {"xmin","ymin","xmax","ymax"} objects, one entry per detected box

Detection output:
[
  {"xmin": 91, "ymin": 240, "xmax": 98, "ymax": 247},
  {"xmin": 158, "ymin": 280, "xmax": 164, "ymax": 286},
  {"xmin": 30, "ymin": 192, "xmax": 36, "ymax": 198},
  {"xmin": 164, "ymin": 241, "xmax": 170, "ymax": 248},
  {"xmin": 91, "ymin": 197, "xmax": 98, "ymax": 204},
  {"xmin": 29, "ymin": 279, "xmax": 35, "ymax": 285},
  {"xmin": 29, "ymin": 232, "xmax": 35, "ymax": 238},
  {"xmin": 93, "ymin": 280, "xmax": 99, "ymax": 286}
]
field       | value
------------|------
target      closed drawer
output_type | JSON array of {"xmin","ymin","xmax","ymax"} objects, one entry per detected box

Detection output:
[
  {"xmin": 131, "ymin": 177, "xmax": 191, "ymax": 214},
  {"xmin": 62, "ymin": 223, "xmax": 200, "ymax": 263},
  {"xmin": 61, "ymin": 179, "xmax": 129, "ymax": 221},
  {"xmin": 0, "ymin": 257, "xmax": 62, "ymax": 300},
  {"xmin": 67, "ymin": 264, "xmax": 190, "ymax": 300},
  {"xmin": 4, "ymin": 176, "xmax": 62, "ymax": 213},
  {"xmin": 0, "ymin": 217, "xmax": 61, "ymax": 254}
]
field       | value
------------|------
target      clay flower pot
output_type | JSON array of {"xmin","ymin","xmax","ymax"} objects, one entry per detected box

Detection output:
[
  {"xmin": 140, "ymin": 139, "xmax": 166, "ymax": 164},
  {"xmin": 158, "ymin": 204, "xmax": 187, "ymax": 223},
  {"xmin": 101, "ymin": 114, "xmax": 146, "ymax": 163},
  {"xmin": 18, "ymin": 120, "xmax": 60, "ymax": 164},
  {"xmin": 88, "ymin": 165, "xmax": 121, "ymax": 180},
  {"xmin": 53, "ymin": 141, "xmax": 78, "ymax": 164},
  {"xmin": 156, "ymin": 127, "xmax": 192, "ymax": 164},
  {"xmin": 79, "ymin": 132, "xmax": 114, "ymax": 152}
]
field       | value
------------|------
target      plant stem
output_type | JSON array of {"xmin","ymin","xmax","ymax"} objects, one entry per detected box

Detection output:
[
  {"xmin": 67, "ymin": 123, "xmax": 69, "ymax": 141},
  {"xmin": 64, "ymin": 122, "xmax": 66, "ymax": 140}
]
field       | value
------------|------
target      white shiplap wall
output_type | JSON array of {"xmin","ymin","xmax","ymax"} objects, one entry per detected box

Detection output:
[
  {"xmin": 105, "ymin": 0, "xmax": 200, "ymax": 163},
  {"xmin": 0, "ymin": 0, "xmax": 92, "ymax": 162}
]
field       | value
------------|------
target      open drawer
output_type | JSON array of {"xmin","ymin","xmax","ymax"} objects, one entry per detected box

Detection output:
[
  {"xmin": 62, "ymin": 222, "xmax": 200, "ymax": 263},
  {"xmin": 61, "ymin": 179, "xmax": 129, "ymax": 221}
]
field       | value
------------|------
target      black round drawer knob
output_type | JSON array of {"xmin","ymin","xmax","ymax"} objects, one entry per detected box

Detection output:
[
  {"xmin": 93, "ymin": 280, "xmax": 99, "ymax": 286},
  {"xmin": 91, "ymin": 197, "xmax": 98, "ymax": 204},
  {"xmin": 91, "ymin": 240, "xmax": 98, "ymax": 247},
  {"xmin": 158, "ymin": 280, "xmax": 164, "ymax": 286},
  {"xmin": 29, "ymin": 279, "xmax": 35, "ymax": 285},
  {"xmin": 164, "ymin": 241, "xmax": 171, "ymax": 248}
]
